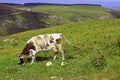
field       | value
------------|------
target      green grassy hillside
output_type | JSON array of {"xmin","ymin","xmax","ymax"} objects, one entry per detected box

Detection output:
[
  {"xmin": 0, "ymin": 4, "xmax": 116, "ymax": 36},
  {"xmin": 32, "ymin": 5, "xmax": 113, "ymax": 21},
  {"xmin": 0, "ymin": 19, "xmax": 120, "ymax": 80}
]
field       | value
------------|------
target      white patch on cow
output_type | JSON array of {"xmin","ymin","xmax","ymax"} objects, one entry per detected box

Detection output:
[
  {"xmin": 29, "ymin": 49, "xmax": 36, "ymax": 56},
  {"xmin": 46, "ymin": 61, "xmax": 52, "ymax": 67}
]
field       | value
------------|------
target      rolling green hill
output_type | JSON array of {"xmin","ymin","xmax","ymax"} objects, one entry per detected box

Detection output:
[
  {"xmin": 0, "ymin": 4, "xmax": 116, "ymax": 37},
  {"xmin": 31, "ymin": 5, "xmax": 113, "ymax": 21},
  {"xmin": 0, "ymin": 19, "xmax": 120, "ymax": 80}
]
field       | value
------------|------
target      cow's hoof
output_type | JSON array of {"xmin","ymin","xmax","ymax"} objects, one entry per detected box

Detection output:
[
  {"xmin": 30, "ymin": 62, "xmax": 33, "ymax": 64},
  {"xmin": 22, "ymin": 63, "xmax": 25, "ymax": 65}
]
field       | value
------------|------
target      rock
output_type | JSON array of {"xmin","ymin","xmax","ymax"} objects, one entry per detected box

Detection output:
[
  {"xmin": 72, "ymin": 16, "xmax": 81, "ymax": 22},
  {"xmin": 97, "ymin": 16, "xmax": 110, "ymax": 20},
  {"xmin": 51, "ymin": 76, "xmax": 57, "ymax": 79}
]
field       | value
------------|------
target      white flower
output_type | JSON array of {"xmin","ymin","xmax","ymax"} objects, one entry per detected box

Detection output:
[
  {"xmin": 60, "ymin": 77, "xmax": 63, "ymax": 80},
  {"xmin": 46, "ymin": 61, "xmax": 52, "ymax": 67},
  {"xmin": 51, "ymin": 76, "xmax": 57, "ymax": 79},
  {"xmin": 4, "ymin": 39, "xmax": 8, "ymax": 42},
  {"xmin": 61, "ymin": 62, "xmax": 67, "ymax": 66}
]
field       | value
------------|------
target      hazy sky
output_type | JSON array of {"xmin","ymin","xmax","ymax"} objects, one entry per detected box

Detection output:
[{"xmin": 0, "ymin": 0, "xmax": 120, "ymax": 8}]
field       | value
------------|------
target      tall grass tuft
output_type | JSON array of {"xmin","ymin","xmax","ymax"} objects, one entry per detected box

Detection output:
[
  {"xmin": 117, "ymin": 36, "xmax": 120, "ymax": 47},
  {"xmin": 92, "ymin": 55, "xmax": 107, "ymax": 70}
]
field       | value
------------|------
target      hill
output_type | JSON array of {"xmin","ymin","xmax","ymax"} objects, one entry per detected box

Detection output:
[
  {"xmin": 31, "ymin": 5, "xmax": 113, "ymax": 21},
  {"xmin": 0, "ymin": 4, "xmax": 18, "ymax": 15},
  {"xmin": 0, "ymin": 3, "xmax": 102, "ymax": 7},
  {"xmin": 0, "ymin": 4, "xmax": 116, "ymax": 37},
  {"xmin": 0, "ymin": 19, "xmax": 120, "ymax": 80},
  {"xmin": 0, "ymin": 4, "xmax": 63, "ymax": 36}
]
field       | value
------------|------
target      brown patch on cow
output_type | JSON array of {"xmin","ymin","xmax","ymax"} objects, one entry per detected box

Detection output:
[
  {"xmin": 44, "ymin": 43, "xmax": 49, "ymax": 49},
  {"xmin": 49, "ymin": 35, "xmax": 54, "ymax": 43},
  {"xmin": 56, "ymin": 38, "xmax": 62, "ymax": 44},
  {"xmin": 44, "ymin": 35, "xmax": 50, "ymax": 49},
  {"xmin": 21, "ymin": 42, "xmax": 35, "ymax": 55},
  {"xmin": 44, "ymin": 35, "xmax": 49, "ymax": 42},
  {"xmin": 19, "ymin": 42, "xmax": 35, "ymax": 64}
]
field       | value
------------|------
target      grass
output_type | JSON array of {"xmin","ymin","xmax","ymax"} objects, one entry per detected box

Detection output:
[
  {"xmin": 0, "ymin": 19, "xmax": 120, "ymax": 80},
  {"xmin": 32, "ymin": 5, "xmax": 113, "ymax": 21}
]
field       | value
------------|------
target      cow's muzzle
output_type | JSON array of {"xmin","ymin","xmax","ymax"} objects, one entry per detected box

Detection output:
[
  {"xmin": 19, "ymin": 56, "xmax": 26, "ymax": 65},
  {"xmin": 19, "ymin": 58, "xmax": 25, "ymax": 65}
]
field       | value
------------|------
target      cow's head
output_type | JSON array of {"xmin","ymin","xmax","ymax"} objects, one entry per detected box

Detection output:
[
  {"xmin": 18, "ymin": 42, "xmax": 34, "ymax": 65},
  {"xmin": 19, "ymin": 54, "xmax": 26, "ymax": 65}
]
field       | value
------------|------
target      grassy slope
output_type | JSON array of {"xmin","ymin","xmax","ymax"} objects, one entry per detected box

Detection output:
[
  {"xmin": 0, "ymin": 19, "xmax": 120, "ymax": 80},
  {"xmin": 0, "ymin": 5, "xmax": 115, "ymax": 36},
  {"xmin": 32, "ymin": 5, "xmax": 113, "ymax": 21}
]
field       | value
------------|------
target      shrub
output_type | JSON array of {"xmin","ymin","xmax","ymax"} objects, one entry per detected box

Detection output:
[{"xmin": 92, "ymin": 55, "xmax": 107, "ymax": 70}]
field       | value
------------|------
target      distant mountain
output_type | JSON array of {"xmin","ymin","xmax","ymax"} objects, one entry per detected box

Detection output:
[
  {"xmin": 0, "ymin": 3, "xmax": 102, "ymax": 7},
  {"xmin": 24, "ymin": 3, "xmax": 102, "ymax": 7},
  {"xmin": 0, "ymin": 4, "xmax": 19, "ymax": 15},
  {"xmin": 112, "ymin": 7, "xmax": 120, "ymax": 10},
  {"xmin": 109, "ymin": 10, "xmax": 120, "ymax": 18},
  {"xmin": 0, "ymin": 3, "xmax": 23, "ymax": 6}
]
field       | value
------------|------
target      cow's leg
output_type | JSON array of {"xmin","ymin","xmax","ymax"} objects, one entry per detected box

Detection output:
[
  {"xmin": 57, "ymin": 44, "xmax": 65, "ymax": 62},
  {"xmin": 29, "ymin": 49, "xmax": 37, "ymax": 64},
  {"xmin": 57, "ymin": 45, "xmax": 66, "ymax": 66},
  {"xmin": 59, "ymin": 48, "xmax": 65, "ymax": 62},
  {"xmin": 53, "ymin": 47, "xmax": 58, "ymax": 60},
  {"xmin": 31, "ymin": 55, "xmax": 36, "ymax": 64},
  {"xmin": 55, "ymin": 38, "xmax": 65, "ymax": 62}
]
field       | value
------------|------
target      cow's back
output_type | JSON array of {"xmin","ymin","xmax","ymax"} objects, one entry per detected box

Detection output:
[{"xmin": 26, "ymin": 33, "xmax": 62, "ymax": 51}]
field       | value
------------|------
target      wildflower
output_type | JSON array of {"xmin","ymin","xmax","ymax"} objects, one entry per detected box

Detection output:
[
  {"xmin": 51, "ymin": 76, "xmax": 57, "ymax": 79},
  {"xmin": 46, "ymin": 61, "xmax": 52, "ymax": 67}
]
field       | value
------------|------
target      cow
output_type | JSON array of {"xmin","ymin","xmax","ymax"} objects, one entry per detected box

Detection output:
[{"xmin": 19, "ymin": 33, "xmax": 65, "ymax": 65}]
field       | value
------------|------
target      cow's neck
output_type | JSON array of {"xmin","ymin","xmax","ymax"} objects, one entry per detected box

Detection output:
[{"xmin": 22, "ymin": 42, "xmax": 35, "ymax": 55}]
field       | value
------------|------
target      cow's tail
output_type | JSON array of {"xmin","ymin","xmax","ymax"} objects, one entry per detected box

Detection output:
[{"xmin": 61, "ymin": 34, "xmax": 81, "ymax": 50}]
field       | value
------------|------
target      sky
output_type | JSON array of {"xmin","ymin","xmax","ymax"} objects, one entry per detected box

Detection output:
[{"xmin": 0, "ymin": 0, "xmax": 120, "ymax": 9}]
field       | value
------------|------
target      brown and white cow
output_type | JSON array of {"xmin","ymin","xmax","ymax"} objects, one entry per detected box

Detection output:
[{"xmin": 19, "ymin": 33, "xmax": 65, "ymax": 65}]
